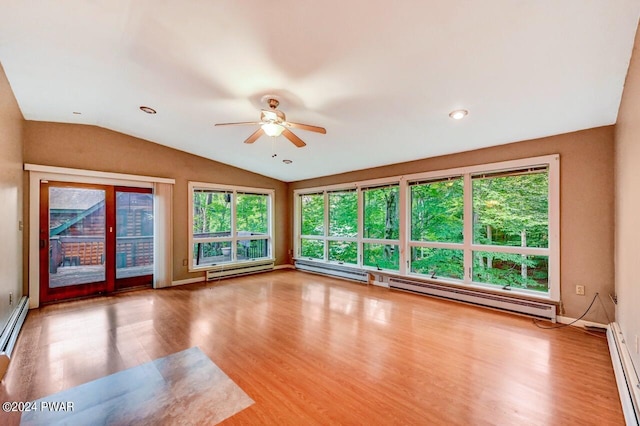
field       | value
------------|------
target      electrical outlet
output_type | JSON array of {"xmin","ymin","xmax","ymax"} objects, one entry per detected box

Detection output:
[
  {"xmin": 182, "ymin": 259, "xmax": 188, "ymax": 266},
  {"xmin": 576, "ymin": 285, "xmax": 585, "ymax": 295},
  {"xmin": 9, "ymin": 292, "xmax": 12, "ymax": 305}
]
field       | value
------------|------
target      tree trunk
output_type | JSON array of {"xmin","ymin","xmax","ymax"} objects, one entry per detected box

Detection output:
[{"xmin": 383, "ymin": 191, "xmax": 398, "ymax": 258}]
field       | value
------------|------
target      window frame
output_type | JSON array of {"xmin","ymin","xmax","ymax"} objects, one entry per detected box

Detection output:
[
  {"xmin": 188, "ymin": 182, "xmax": 275, "ymax": 271},
  {"xmin": 293, "ymin": 154, "xmax": 560, "ymax": 301}
]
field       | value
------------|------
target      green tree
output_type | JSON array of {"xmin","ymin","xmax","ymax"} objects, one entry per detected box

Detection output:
[
  {"xmin": 301, "ymin": 194, "xmax": 324, "ymax": 236},
  {"xmin": 193, "ymin": 191, "xmax": 231, "ymax": 236},
  {"xmin": 472, "ymin": 171, "xmax": 549, "ymax": 290},
  {"xmin": 363, "ymin": 186, "xmax": 399, "ymax": 269},
  {"xmin": 236, "ymin": 193, "xmax": 268, "ymax": 235}
]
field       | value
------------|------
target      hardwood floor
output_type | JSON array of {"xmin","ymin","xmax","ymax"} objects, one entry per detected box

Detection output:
[{"xmin": 0, "ymin": 270, "xmax": 624, "ymax": 425}]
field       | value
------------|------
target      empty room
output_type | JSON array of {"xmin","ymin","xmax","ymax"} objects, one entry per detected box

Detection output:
[{"xmin": 1, "ymin": 1, "xmax": 639, "ymax": 425}]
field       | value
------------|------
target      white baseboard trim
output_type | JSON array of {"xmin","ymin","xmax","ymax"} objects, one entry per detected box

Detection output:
[
  {"xmin": 608, "ymin": 322, "xmax": 640, "ymax": 425},
  {"xmin": 171, "ymin": 276, "xmax": 205, "ymax": 287},
  {"xmin": 274, "ymin": 264, "xmax": 295, "ymax": 270},
  {"xmin": 556, "ymin": 316, "xmax": 608, "ymax": 329}
]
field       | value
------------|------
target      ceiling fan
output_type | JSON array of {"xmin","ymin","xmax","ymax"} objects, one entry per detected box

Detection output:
[{"xmin": 215, "ymin": 98, "xmax": 326, "ymax": 147}]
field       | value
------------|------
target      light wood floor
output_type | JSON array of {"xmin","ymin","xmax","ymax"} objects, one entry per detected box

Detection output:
[{"xmin": 0, "ymin": 270, "xmax": 624, "ymax": 425}]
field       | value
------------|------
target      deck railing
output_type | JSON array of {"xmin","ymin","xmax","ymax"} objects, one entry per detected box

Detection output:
[{"xmin": 49, "ymin": 235, "xmax": 153, "ymax": 273}]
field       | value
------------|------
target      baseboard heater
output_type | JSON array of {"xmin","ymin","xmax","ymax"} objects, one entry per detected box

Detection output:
[
  {"xmin": 608, "ymin": 322, "xmax": 640, "ymax": 425},
  {"xmin": 0, "ymin": 296, "xmax": 29, "ymax": 380},
  {"xmin": 206, "ymin": 260, "xmax": 274, "ymax": 281},
  {"xmin": 388, "ymin": 277, "xmax": 556, "ymax": 321},
  {"xmin": 294, "ymin": 260, "xmax": 368, "ymax": 283}
]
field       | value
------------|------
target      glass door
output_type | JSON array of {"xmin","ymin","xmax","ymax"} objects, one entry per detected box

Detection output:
[
  {"xmin": 115, "ymin": 188, "xmax": 154, "ymax": 290},
  {"xmin": 40, "ymin": 182, "xmax": 112, "ymax": 302},
  {"xmin": 40, "ymin": 182, "xmax": 154, "ymax": 303}
]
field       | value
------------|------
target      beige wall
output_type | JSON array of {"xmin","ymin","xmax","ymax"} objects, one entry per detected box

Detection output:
[
  {"xmin": 23, "ymin": 122, "xmax": 291, "ymax": 283},
  {"xmin": 614, "ymin": 24, "xmax": 640, "ymax": 372},
  {"xmin": 290, "ymin": 126, "xmax": 616, "ymax": 323},
  {"xmin": 0, "ymin": 63, "xmax": 24, "ymax": 329}
]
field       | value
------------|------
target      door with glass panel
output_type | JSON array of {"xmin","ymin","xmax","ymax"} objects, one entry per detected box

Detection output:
[
  {"xmin": 40, "ymin": 182, "xmax": 153, "ymax": 303},
  {"xmin": 114, "ymin": 187, "xmax": 153, "ymax": 290}
]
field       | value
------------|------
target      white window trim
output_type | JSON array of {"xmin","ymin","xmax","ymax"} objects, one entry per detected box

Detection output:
[
  {"xmin": 294, "ymin": 154, "xmax": 560, "ymax": 301},
  {"xmin": 188, "ymin": 181, "xmax": 275, "ymax": 272}
]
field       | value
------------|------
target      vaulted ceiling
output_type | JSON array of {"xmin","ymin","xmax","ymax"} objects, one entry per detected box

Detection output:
[{"xmin": 1, "ymin": 1, "xmax": 639, "ymax": 181}]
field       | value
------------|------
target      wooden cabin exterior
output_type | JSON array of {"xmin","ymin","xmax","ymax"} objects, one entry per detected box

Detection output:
[{"xmin": 49, "ymin": 192, "xmax": 153, "ymax": 272}]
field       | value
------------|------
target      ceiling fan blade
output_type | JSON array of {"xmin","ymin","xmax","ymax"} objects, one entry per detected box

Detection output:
[
  {"xmin": 244, "ymin": 128, "xmax": 265, "ymax": 144},
  {"xmin": 282, "ymin": 128, "xmax": 306, "ymax": 147},
  {"xmin": 286, "ymin": 122, "xmax": 326, "ymax": 134},
  {"xmin": 215, "ymin": 121, "xmax": 261, "ymax": 127}
]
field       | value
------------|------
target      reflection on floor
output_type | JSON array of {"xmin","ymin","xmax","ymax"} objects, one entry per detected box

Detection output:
[{"xmin": 20, "ymin": 347, "xmax": 253, "ymax": 425}]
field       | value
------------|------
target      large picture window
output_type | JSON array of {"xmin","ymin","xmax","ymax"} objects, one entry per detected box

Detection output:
[
  {"xmin": 189, "ymin": 183, "xmax": 273, "ymax": 269},
  {"xmin": 362, "ymin": 184, "xmax": 400, "ymax": 270},
  {"xmin": 300, "ymin": 193, "xmax": 324, "ymax": 260},
  {"xmin": 328, "ymin": 189, "xmax": 357, "ymax": 264},
  {"xmin": 294, "ymin": 155, "xmax": 559, "ymax": 300},
  {"xmin": 471, "ymin": 167, "xmax": 549, "ymax": 292},
  {"xmin": 409, "ymin": 176, "xmax": 464, "ymax": 280}
]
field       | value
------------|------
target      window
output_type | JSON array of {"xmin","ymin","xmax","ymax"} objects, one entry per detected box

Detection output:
[
  {"xmin": 409, "ymin": 177, "xmax": 464, "ymax": 280},
  {"xmin": 294, "ymin": 155, "xmax": 559, "ymax": 300},
  {"xmin": 298, "ymin": 189, "xmax": 359, "ymax": 264},
  {"xmin": 362, "ymin": 184, "xmax": 400, "ymax": 270},
  {"xmin": 471, "ymin": 166, "xmax": 549, "ymax": 292},
  {"xmin": 300, "ymin": 193, "xmax": 324, "ymax": 259},
  {"xmin": 189, "ymin": 183, "xmax": 273, "ymax": 269},
  {"xmin": 328, "ymin": 190, "xmax": 357, "ymax": 264}
]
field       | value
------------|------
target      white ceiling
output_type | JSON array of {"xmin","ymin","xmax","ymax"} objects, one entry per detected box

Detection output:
[{"xmin": 1, "ymin": 1, "xmax": 639, "ymax": 182}]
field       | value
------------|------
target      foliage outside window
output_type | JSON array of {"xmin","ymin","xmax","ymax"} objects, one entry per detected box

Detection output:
[
  {"xmin": 300, "ymin": 193, "xmax": 325, "ymax": 260},
  {"xmin": 328, "ymin": 190, "xmax": 357, "ymax": 264},
  {"xmin": 190, "ymin": 184, "xmax": 272, "ymax": 269},
  {"xmin": 409, "ymin": 177, "xmax": 464, "ymax": 280},
  {"xmin": 472, "ymin": 168, "xmax": 549, "ymax": 291},
  {"xmin": 299, "ymin": 189, "xmax": 359, "ymax": 264},
  {"xmin": 294, "ymin": 155, "xmax": 558, "ymax": 300},
  {"xmin": 362, "ymin": 185, "xmax": 400, "ymax": 270}
]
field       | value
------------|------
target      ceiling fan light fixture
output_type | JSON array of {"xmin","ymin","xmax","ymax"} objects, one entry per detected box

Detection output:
[
  {"xmin": 449, "ymin": 109, "xmax": 468, "ymax": 120},
  {"xmin": 262, "ymin": 122, "xmax": 285, "ymax": 137}
]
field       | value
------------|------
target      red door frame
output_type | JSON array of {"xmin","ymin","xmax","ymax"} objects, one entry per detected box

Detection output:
[
  {"xmin": 113, "ymin": 186, "xmax": 153, "ymax": 291},
  {"xmin": 39, "ymin": 182, "xmax": 152, "ymax": 303}
]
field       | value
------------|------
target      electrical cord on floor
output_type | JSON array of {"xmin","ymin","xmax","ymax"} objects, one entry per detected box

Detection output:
[{"xmin": 532, "ymin": 292, "xmax": 599, "ymax": 329}]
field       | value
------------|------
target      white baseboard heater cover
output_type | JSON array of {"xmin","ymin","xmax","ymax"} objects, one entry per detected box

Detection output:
[
  {"xmin": 0, "ymin": 296, "xmax": 29, "ymax": 379},
  {"xmin": 608, "ymin": 322, "xmax": 640, "ymax": 425},
  {"xmin": 206, "ymin": 261, "xmax": 274, "ymax": 281},
  {"xmin": 389, "ymin": 277, "xmax": 556, "ymax": 321},
  {"xmin": 295, "ymin": 260, "xmax": 368, "ymax": 283}
]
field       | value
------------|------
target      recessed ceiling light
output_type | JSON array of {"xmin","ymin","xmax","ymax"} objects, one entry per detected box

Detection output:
[
  {"xmin": 282, "ymin": 159, "xmax": 293, "ymax": 164},
  {"xmin": 449, "ymin": 109, "xmax": 468, "ymax": 120},
  {"xmin": 139, "ymin": 106, "xmax": 157, "ymax": 114}
]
